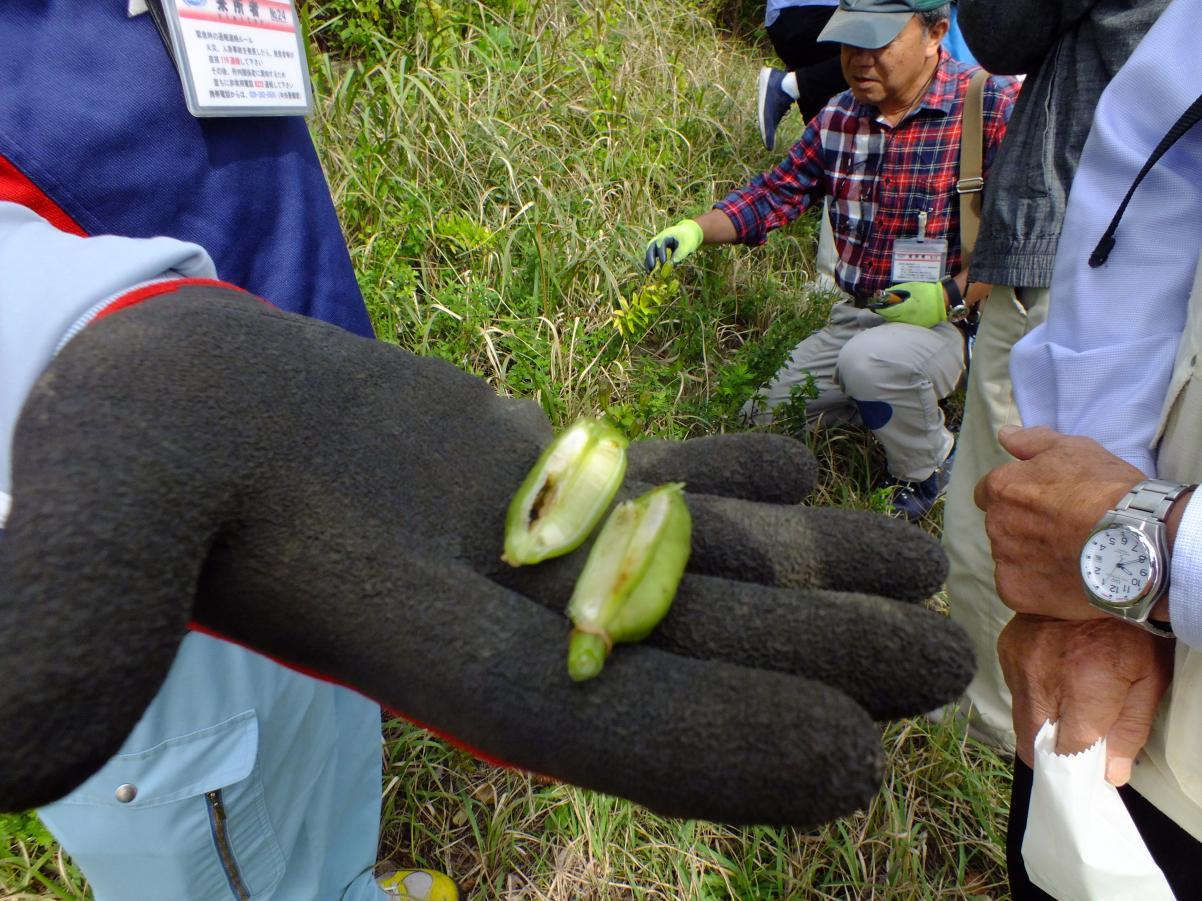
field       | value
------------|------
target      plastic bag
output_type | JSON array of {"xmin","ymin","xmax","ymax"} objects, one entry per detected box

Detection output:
[{"xmin": 1021, "ymin": 720, "xmax": 1175, "ymax": 900}]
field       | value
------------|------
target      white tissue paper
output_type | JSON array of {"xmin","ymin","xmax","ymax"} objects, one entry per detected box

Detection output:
[{"xmin": 1021, "ymin": 719, "xmax": 1175, "ymax": 900}]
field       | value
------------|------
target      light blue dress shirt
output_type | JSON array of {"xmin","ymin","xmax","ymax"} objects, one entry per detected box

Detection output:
[{"xmin": 1009, "ymin": 0, "xmax": 1202, "ymax": 651}]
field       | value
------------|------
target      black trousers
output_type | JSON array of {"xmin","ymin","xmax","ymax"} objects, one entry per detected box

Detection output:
[
  {"xmin": 1008, "ymin": 758, "xmax": 1202, "ymax": 899},
  {"xmin": 766, "ymin": 5, "xmax": 845, "ymax": 122}
]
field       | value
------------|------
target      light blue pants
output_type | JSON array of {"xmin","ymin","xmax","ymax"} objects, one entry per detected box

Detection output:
[{"xmin": 40, "ymin": 634, "xmax": 386, "ymax": 901}]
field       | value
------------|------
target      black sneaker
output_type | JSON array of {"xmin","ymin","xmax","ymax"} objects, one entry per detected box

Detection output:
[
  {"xmin": 757, "ymin": 66, "xmax": 795, "ymax": 152},
  {"xmin": 888, "ymin": 449, "xmax": 955, "ymax": 522}
]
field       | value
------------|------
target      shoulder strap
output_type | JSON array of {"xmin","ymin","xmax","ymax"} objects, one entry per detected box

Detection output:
[{"xmin": 957, "ymin": 69, "xmax": 989, "ymax": 269}]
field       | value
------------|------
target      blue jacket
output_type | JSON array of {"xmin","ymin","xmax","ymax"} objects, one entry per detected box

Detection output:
[
  {"xmin": 0, "ymin": 5, "xmax": 386, "ymax": 899},
  {"xmin": 0, "ymin": 3, "xmax": 373, "ymax": 338}
]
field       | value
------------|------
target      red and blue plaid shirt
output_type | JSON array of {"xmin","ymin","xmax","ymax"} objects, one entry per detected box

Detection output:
[{"xmin": 715, "ymin": 52, "xmax": 1020, "ymax": 299}]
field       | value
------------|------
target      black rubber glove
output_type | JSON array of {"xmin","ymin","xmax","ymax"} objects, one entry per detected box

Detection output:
[{"xmin": 0, "ymin": 285, "xmax": 972, "ymax": 826}]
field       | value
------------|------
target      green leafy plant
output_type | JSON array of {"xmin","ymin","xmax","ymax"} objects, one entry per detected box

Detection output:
[
  {"xmin": 432, "ymin": 212, "xmax": 493, "ymax": 255},
  {"xmin": 612, "ymin": 270, "xmax": 682, "ymax": 341},
  {"xmin": 767, "ymin": 375, "xmax": 820, "ymax": 436}
]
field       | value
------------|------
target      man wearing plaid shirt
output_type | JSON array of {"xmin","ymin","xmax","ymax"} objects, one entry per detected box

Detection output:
[{"xmin": 646, "ymin": 0, "xmax": 1019, "ymax": 520}]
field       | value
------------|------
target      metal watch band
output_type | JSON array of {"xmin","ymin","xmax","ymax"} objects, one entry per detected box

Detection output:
[
  {"xmin": 1113, "ymin": 608, "xmax": 1175, "ymax": 638},
  {"xmin": 1143, "ymin": 618, "xmax": 1175, "ymax": 637},
  {"xmin": 1115, "ymin": 479, "xmax": 1195, "ymax": 523},
  {"xmin": 1087, "ymin": 479, "xmax": 1195, "ymax": 637}
]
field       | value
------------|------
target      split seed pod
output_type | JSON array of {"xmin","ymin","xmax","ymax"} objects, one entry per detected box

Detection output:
[
  {"xmin": 566, "ymin": 482, "xmax": 692, "ymax": 682},
  {"xmin": 502, "ymin": 418, "xmax": 628, "ymax": 566}
]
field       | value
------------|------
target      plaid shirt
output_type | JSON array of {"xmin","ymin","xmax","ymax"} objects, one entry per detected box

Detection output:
[{"xmin": 715, "ymin": 52, "xmax": 1020, "ymax": 299}]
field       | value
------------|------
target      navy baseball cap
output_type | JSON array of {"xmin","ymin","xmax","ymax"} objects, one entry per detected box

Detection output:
[{"xmin": 818, "ymin": 0, "xmax": 947, "ymax": 49}]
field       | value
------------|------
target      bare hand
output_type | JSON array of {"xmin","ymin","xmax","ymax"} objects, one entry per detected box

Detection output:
[
  {"xmin": 999, "ymin": 614, "xmax": 1174, "ymax": 785},
  {"xmin": 974, "ymin": 425, "xmax": 1144, "ymax": 619}
]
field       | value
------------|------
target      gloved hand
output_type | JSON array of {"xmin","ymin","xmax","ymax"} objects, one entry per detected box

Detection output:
[
  {"xmin": 872, "ymin": 281, "xmax": 948, "ymax": 328},
  {"xmin": 644, "ymin": 218, "xmax": 703, "ymax": 272},
  {"xmin": 0, "ymin": 285, "xmax": 973, "ymax": 827}
]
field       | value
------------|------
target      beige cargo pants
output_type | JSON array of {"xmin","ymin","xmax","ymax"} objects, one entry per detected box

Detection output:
[
  {"xmin": 744, "ymin": 300, "xmax": 965, "ymax": 482},
  {"xmin": 941, "ymin": 284, "xmax": 1049, "ymax": 749}
]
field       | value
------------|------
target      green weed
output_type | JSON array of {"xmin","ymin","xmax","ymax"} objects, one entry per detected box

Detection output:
[{"xmin": 0, "ymin": 811, "xmax": 88, "ymax": 899}]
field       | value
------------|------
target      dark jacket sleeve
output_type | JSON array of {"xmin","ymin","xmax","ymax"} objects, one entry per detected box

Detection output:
[{"xmin": 958, "ymin": 0, "xmax": 1099, "ymax": 74}]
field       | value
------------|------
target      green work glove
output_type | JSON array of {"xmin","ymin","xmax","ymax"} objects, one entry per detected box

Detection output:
[
  {"xmin": 644, "ymin": 219, "xmax": 703, "ymax": 272},
  {"xmin": 872, "ymin": 281, "xmax": 948, "ymax": 328}
]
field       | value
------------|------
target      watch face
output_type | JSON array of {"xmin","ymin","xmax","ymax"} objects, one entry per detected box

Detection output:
[{"xmin": 1081, "ymin": 526, "xmax": 1158, "ymax": 606}]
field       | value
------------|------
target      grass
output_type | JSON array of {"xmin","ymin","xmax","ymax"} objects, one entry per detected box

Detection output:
[
  {"xmin": 370, "ymin": 714, "xmax": 1009, "ymax": 899},
  {"xmin": 2, "ymin": 1, "xmax": 1013, "ymax": 897}
]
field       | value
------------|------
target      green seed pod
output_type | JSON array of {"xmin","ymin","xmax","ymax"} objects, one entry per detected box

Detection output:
[
  {"xmin": 566, "ymin": 482, "xmax": 692, "ymax": 681},
  {"xmin": 502, "ymin": 418, "xmax": 628, "ymax": 566}
]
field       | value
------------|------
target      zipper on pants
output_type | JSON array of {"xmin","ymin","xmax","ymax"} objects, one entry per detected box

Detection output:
[{"xmin": 206, "ymin": 789, "xmax": 251, "ymax": 900}]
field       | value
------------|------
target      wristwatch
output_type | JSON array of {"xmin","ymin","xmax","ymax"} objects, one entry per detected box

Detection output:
[
  {"xmin": 940, "ymin": 275, "xmax": 970, "ymax": 323},
  {"xmin": 1079, "ymin": 479, "xmax": 1194, "ymax": 636}
]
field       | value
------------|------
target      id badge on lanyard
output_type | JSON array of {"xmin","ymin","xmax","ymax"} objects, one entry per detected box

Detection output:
[
  {"xmin": 890, "ymin": 211, "xmax": 947, "ymax": 283},
  {"xmin": 133, "ymin": 0, "xmax": 313, "ymax": 117}
]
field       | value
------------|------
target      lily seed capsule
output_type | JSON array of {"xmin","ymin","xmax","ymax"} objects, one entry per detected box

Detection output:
[
  {"xmin": 502, "ymin": 418, "xmax": 628, "ymax": 566},
  {"xmin": 566, "ymin": 482, "xmax": 692, "ymax": 681}
]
